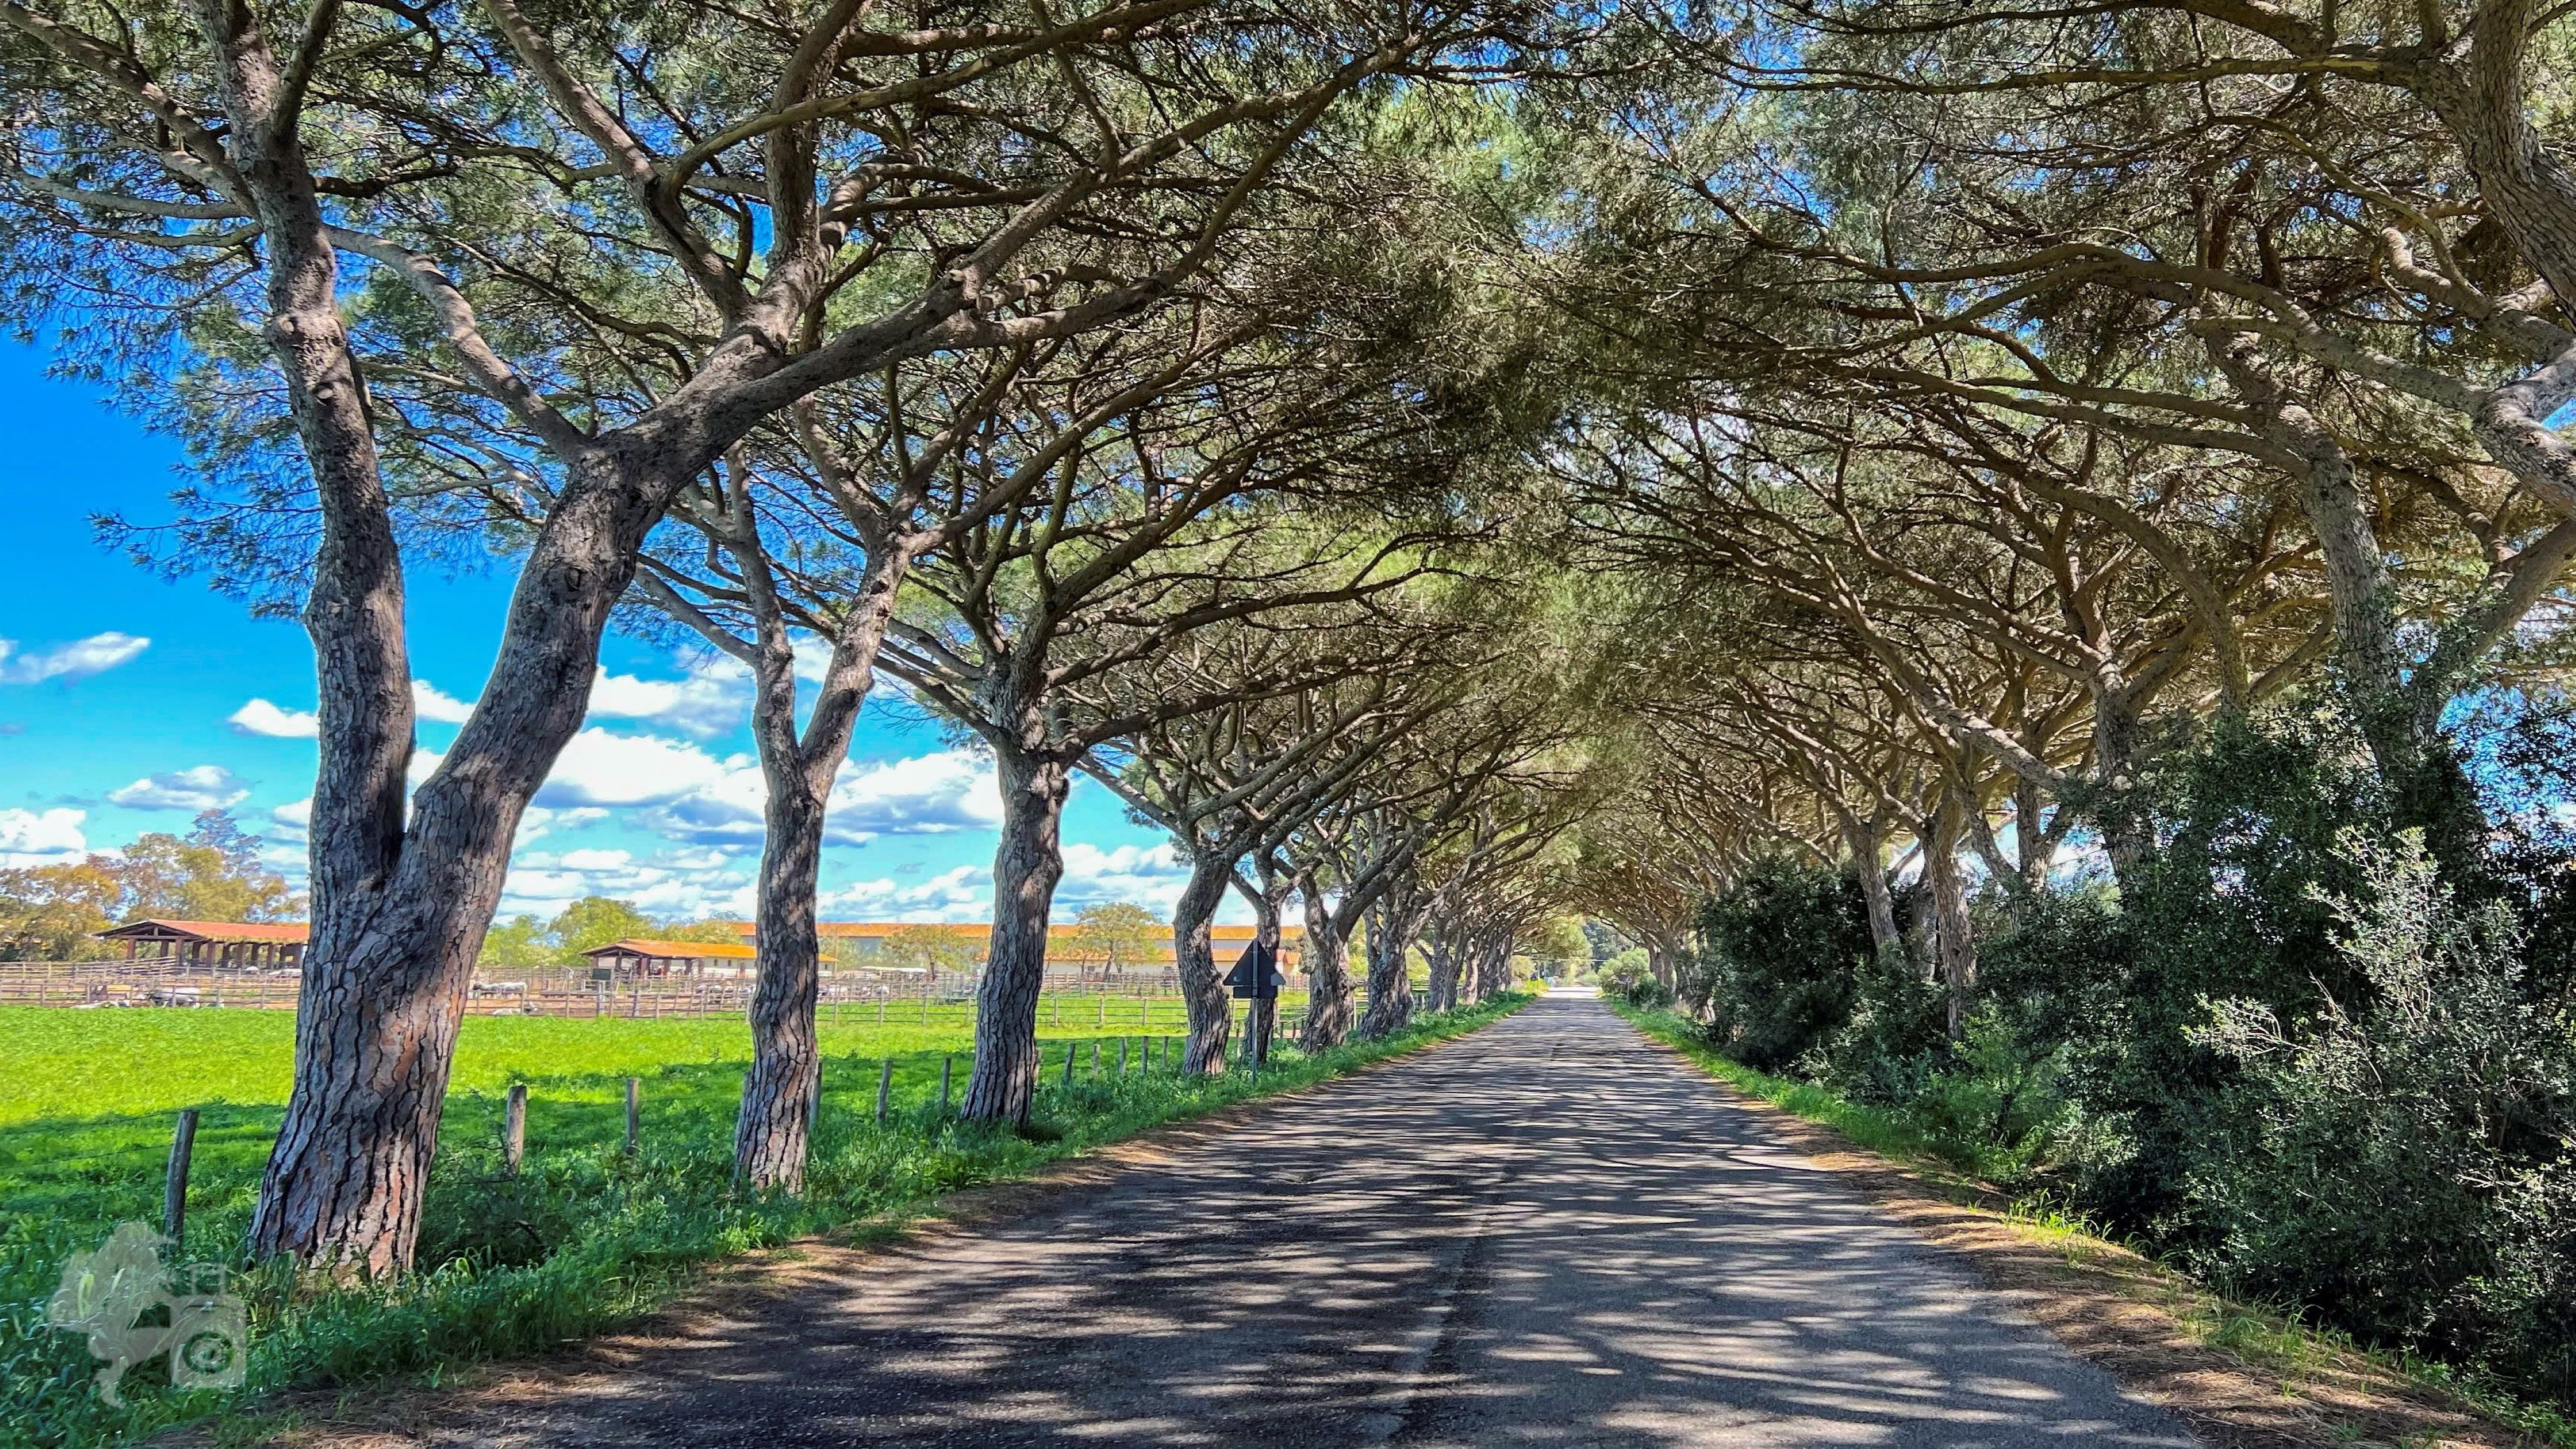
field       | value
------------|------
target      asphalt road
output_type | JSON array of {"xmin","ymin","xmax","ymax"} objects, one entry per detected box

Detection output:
[{"xmin": 444, "ymin": 993, "xmax": 2196, "ymax": 1447}]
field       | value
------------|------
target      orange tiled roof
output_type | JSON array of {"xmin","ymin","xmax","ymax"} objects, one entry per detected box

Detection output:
[
  {"xmin": 583, "ymin": 937, "xmax": 759, "ymax": 961},
  {"xmin": 716, "ymin": 920, "xmax": 1300, "ymax": 944},
  {"xmin": 96, "ymin": 919, "xmax": 309, "ymax": 944}
]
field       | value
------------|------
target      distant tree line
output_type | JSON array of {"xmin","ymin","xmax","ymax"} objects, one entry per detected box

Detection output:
[
  {"xmin": 0, "ymin": 811, "xmax": 298, "ymax": 960},
  {"xmin": 474, "ymin": 897, "xmax": 740, "ymax": 973}
]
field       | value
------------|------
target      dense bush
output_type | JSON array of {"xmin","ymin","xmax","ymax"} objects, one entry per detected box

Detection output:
[
  {"xmin": 2191, "ymin": 833, "xmax": 2576, "ymax": 1400},
  {"xmin": 1597, "ymin": 948, "xmax": 1671, "ymax": 1008},
  {"xmin": 1692, "ymin": 857, "xmax": 1873, "ymax": 1071},
  {"xmin": 1652, "ymin": 702, "xmax": 2576, "ymax": 1410}
]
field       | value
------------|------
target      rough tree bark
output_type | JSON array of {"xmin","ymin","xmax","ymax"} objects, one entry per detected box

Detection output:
[
  {"xmin": 962, "ymin": 744, "xmax": 1072, "ymax": 1123},
  {"xmin": 1357, "ymin": 884, "xmax": 1422, "ymax": 1039},
  {"xmin": 1643, "ymin": 930, "xmax": 1677, "ymax": 992},
  {"xmin": 1298, "ymin": 867, "xmax": 1356, "ymax": 1050},
  {"xmin": 1470, "ymin": 935, "xmax": 1512, "ymax": 1002},
  {"xmin": 1425, "ymin": 919, "xmax": 1462, "ymax": 1013},
  {"xmin": 729, "ymin": 549, "xmax": 906, "ymax": 1190},
  {"xmin": 1841, "ymin": 815, "xmax": 1905, "ymax": 962},
  {"xmin": 201, "ymin": 0, "xmax": 693, "ymax": 1274},
  {"xmin": 1171, "ymin": 852, "xmax": 1236, "ymax": 1074},
  {"xmin": 1924, "ymin": 799, "xmax": 1979, "ymax": 1038}
]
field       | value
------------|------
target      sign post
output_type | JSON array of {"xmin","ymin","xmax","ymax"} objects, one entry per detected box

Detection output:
[{"xmin": 1223, "ymin": 939, "xmax": 1286, "ymax": 1076}]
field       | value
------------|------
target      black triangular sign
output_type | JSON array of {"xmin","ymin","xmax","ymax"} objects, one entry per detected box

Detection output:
[{"xmin": 1226, "ymin": 939, "xmax": 1283, "ymax": 998}]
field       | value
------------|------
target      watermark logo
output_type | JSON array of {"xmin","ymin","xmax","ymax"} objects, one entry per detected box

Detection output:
[{"xmin": 45, "ymin": 1222, "xmax": 247, "ymax": 1406}]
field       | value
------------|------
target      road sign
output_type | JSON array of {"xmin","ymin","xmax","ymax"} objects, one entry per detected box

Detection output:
[{"xmin": 1225, "ymin": 939, "xmax": 1285, "ymax": 1000}]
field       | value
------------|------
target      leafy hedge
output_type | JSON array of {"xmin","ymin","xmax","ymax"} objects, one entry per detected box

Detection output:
[{"xmin": 1673, "ymin": 704, "xmax": 2576, "ymax": 1410}]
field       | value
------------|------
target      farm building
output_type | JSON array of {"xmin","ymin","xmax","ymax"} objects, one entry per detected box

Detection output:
[
  {"xmin": 580, "ymin": 937, "xmax": 760, "ymax": 978},
  {"xmin": 716, "ymin": 920, "xmax": 1302, "ymax": 971},
  {"xmin": 93, "ymin": 919, "xmax": 307, "ymax": 969}
]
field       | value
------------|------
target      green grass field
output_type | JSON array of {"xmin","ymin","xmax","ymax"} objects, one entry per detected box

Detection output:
[{"xmin": 0, "ymin": 994, "xmax": 1511, "ymax": 1449}]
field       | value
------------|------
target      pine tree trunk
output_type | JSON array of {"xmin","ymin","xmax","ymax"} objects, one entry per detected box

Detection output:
[
  {"xmin": 1358, "ymin": 896, "xmax": 1416, "ymax": 1040},
  {"xmin": 253, "ymin": 464, "xmax": 664, "ymax": 1273},
  {"xmin": 1172, "ymin": 854, "xmax": 1234, "ymax": 1074},
  {"xmin": 962, "ymin": 746, "xmax": 1070, "ymax": 1124},
  {"xmin": 2012, "ymin": 776, "xmax": 2051, "ymax": 896},
  {"xmin": 1926, "ymin": 802, "xmax": 1979, "ymax": 1038},
  {"xmin": 1298, "ymin": 881, "xmax": 1354, "ymax": 1051},
  {"xmin": 251, "ymin": 905, "xmax": 475, "ymax": 1276},
  {"xmin": 729, "ymin": 552, "xmax": 904, "ymax": 1191},
  {"xmin": 736, "ymin": 781, "xmax": 824, "ymax": 1191},
  {"xmin": 1471, "ymin": 939, "xmax": 1508, "ymax": 1002},
  {"xmin": 1425, "ymin": 923, "xmax": 1460, "ymax": 1013}
]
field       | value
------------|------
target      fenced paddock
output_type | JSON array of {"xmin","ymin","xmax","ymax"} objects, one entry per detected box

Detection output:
[{"xmin": 0, "ymin": 958, "xmax": 1329, "ymax": 1031}]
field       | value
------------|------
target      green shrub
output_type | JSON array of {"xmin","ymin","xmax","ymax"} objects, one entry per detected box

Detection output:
[
  {"xmin": 1694, "ymin": 857, "xmax": 1873, "ymax": 1071},
  {"xmin": 1598, "ymin": 949, "xmax": 1673, "ymax": 1008},
  {"xmin": 1652, "ymin": 698, "xmax": 2576, "ymax": 1413},
  {"xmin": 1807, "ymin": 940, "xmax": 1948, "ymax": 1104},
  {"xmin": 1908, "ymin": 1010, "xmax": 2073, "ymax": 1188},
  {"xmin": 2191, "ymin": 832, "xmax": 2576, "ymax": 1400}
]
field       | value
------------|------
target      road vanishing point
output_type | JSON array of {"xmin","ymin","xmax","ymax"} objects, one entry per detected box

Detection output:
[{"xmin": 418, "ymin": 995, "xmax": 2198, "ymax": 1446}]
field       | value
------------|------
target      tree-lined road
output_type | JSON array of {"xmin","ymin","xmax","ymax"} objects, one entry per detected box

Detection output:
[{"xmin": 407, "ymin": 997, "xmax": 2194, "ymax": 1446}]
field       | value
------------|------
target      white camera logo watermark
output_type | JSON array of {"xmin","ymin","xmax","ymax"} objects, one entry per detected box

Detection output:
[{"xmin": 45, "ymin": 1222, "xmax": 247, "ymax": 1406}]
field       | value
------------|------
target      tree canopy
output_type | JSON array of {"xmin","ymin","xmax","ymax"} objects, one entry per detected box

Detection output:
[{"xmin": 11, "ymin": 0, "xmax": 2576, "ymax": 1399}]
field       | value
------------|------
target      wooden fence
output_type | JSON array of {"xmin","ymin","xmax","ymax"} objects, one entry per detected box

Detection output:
[{"xmin": 0, "ymin": 958, "xmax": 1337, "ymax": 1026}]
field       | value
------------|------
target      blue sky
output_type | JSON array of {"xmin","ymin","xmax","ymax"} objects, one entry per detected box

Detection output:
[{"xmin": 0, "ymin": 342, "xmax": 1198, "ymax": 926}]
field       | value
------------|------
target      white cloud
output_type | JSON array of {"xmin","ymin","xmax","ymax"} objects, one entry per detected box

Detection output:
[
  {"xmin": 414, "ymin": 680, "xmax": 476, "ymax": 724},
  {"xmin": 0, "ymin": 807, "xmax": 88, "ymax": 866},
  {"xmin": 0, "ymin": 632, "xmax": 149, "ymax": 686},
  {"xmin": 521, "ymin": 805, "xmax": 606, "ymax": 843},
  {"xmin": 107, "ymin": 765, "xmax": 250, "ymax": 811},
  {"xmin": 498, "ymin": 845, "xmax": 755, "ymax": 922},
  {"xmin": 1057, "ymin": 840, "xmax": 1190, "ymax": 912},
  {"xmin": 229, "ymin": 698, "xmax": 319, "ymax": 738},
  {"xmin": 829, "ymin": 751, "xmax": 1002, "ymax": 836},
  {"xmin": 533, "ymin": 728, "xmax": 740, "ymax": 808},
  {"xmin": 640, "ymin": 745, "xmax": 1001, "ymax": 848},
  {"xmin": 792, "ymin": 636, "xmax": 834, "ymax": 682},
  {"xmin": 823, "ymin": 864, "xmax": 993, "ymax": 922},
  {"xmin": 229, "ymin": 683, "xmax": 471, "ymax": 737},
  {"xmin": 585, "ymin": 653, "xmax": 751, "ymax": 737},
  {"xmin": 268, "ymin": 797, "xmax": 312, "ymax": 842}
]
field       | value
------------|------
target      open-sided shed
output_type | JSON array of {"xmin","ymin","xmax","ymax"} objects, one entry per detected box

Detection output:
[
  {"xmin": 581, "ymin": 937, "xmax": 759, "ymax": 978},
  {"xmin": 93, "ymin": 919, "xmax": 308, "ymax": 969}
]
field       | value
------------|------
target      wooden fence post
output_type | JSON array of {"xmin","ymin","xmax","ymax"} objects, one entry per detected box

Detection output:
[
  {"xmin": 164, "ymin": 1108, "xmax": 198, "ymax": 1248},
  {"xmin": 1089, "ymin": 1039, "xmax": 1100, "ymax": 1077},
  {"xmin": 939, "ymin": 1055, "xmax": 953, "ymax": 1114},
  {"xmin": 624, "ymin": 1077, "xmax": 641, "ymax": 1156},
  {"xmin": 1062, "ymin": 1041, "xmax": 1076, "ymax": 1084},
  {"xmin": 876, "ymin": 1059, "xmax": 894, "ymax": 1124},
  {"xmin": 504, "ymin": 1084, "xmax": 527, "ymax": 1175}
]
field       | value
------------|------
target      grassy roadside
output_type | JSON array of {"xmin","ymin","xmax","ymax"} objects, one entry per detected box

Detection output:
[
  {"xmin": 6, "ymin": 995, "xmax": 1528, "ymax": 1449},
  {"xmin": 1615, "ymin": 1001, "xmax": 2576, "ymax": 1449}
]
